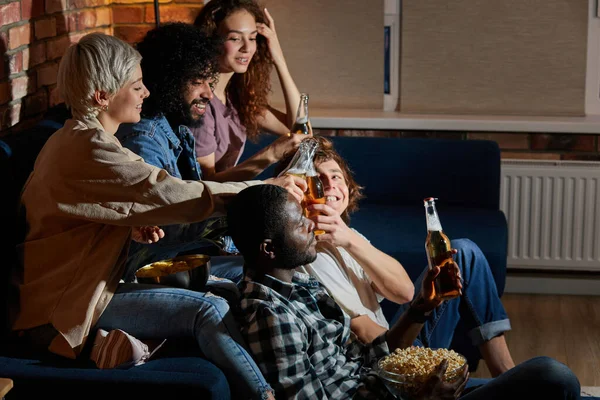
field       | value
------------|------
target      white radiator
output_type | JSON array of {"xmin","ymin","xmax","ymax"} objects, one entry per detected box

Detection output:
[{"xmin": 500, "ymin": 159, "xmax": 600, "ymax": 272}]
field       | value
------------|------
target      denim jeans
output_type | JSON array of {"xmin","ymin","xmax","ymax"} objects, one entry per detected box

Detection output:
[
  {"xmin": 461, "ymin": 356, "xmax": 580, "ymax": 399},
  {"xmin": 390, "ymin": 239, "xmax": 511, "ymax": 354},
  {"xmin": 205, "ymin": 255, "xmax": 245, "ymax": 304},
  {"xmin": 94, "ymin": 283, "xmax": 272, "ymax": 400}
]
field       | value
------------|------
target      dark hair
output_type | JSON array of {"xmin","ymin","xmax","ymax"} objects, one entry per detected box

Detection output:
[
  {"xmin": 194, "ymin": 0, "xmax": 272, "ymax": 141},
  {"xmin": 136, "ymin": 22, "xmax": 221, "ymax": 118},
  {"xmin": 274, "ymin": 137, "xmax": 365, "ymax": 223},
  {"xmin": 227, "ymin": 184, "xmax": 289, "ymax": 263}
]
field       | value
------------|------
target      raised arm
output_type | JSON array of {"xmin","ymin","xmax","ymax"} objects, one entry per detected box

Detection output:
[
  {"xmin": 198, "ymin": 133, "xmax": 306, "ymax": 182},
  {"xmin": 255, "ymin": 8, "xmax": 302, "ymax": 135},
  {"xmin": 309, "ymin": 203, "xmax": 414, "ymax": 304},
  {"xmin": 386, "ymin": 263, "xmax": 462, "ymax": 351}
]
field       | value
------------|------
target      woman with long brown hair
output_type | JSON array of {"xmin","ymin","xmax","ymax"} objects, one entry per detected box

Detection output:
[{"xmin": 193, "ymin": 0, "xmax": 308, "ymax": 182}]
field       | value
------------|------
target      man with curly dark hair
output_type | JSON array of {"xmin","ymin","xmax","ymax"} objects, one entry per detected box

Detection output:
[
  {"xmin": 136, "ymin": 22, "xmax": 220, "ymax": 127},
  {"xmin": 115, "ymin": 23, "xmax": 306, "ymax": 293}
]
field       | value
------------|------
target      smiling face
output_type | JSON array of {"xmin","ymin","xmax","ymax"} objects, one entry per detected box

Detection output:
[
  {"xmin": 218, "ymin": 9, "xmax": 258, "ymax": 74},
  {"xmin": 179, "ymin": 78, "xmax": 214, "ymax": 127},
  {"xmin": 315, "ymin": 159, "xmax": 350, "ymax": 216},
  {"xmin": 107, "ymin": 64, "xmax": 149, "ymax": 125}
]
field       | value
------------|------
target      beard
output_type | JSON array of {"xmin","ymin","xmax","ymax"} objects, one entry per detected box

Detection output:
[
  {"xmin": 168, "ymin": 96, "xmax": 207, "ymax": 128},
  {"xmin": 276, "ymin": 235, "xmax": 317, "ymax": 269}
]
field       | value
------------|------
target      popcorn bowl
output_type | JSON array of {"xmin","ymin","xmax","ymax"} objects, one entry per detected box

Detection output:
[
  {"xmin": 135, "ymin": 254, "xmax": 211, "ymax": 292},
  {"xmin": 375, "ymin": 347, "xmax": 467, "ymax": 399}
]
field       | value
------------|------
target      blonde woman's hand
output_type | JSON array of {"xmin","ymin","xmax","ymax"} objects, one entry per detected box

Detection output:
[
  {"xmin": 132, "ymin": 226, "xmax": 165, "ymax": 244},
  {"xmin": 270, "ymin": 133, "xmax": 310, "ymax": 161},
  {"xmin": 256, "ymin": 8, "xmax": 286, "ymax": 66},
  {"xmin": 264, "ymin": 174, "xmax": 307, "ymax": 204}
]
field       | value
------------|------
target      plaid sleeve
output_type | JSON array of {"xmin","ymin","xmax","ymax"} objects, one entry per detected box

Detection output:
[
  {"xmin": 246, "ymin": 305, "xmax": 328, "ymax": 399},
  {"xmin": 345, "ymin": 331, "xmax": 390, "ymax": 369}
]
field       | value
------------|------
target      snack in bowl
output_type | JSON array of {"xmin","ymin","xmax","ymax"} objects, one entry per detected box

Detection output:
[
  {"xmin": 376, "ymin": 346, "xmax": 466, "ymax": 399},
  {"xmin": 135, "ymin": 254, "xmax": 211, "ymax": 291}
]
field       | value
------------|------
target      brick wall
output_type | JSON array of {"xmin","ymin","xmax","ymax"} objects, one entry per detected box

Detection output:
[
  {"xmin": 314, "ymin": 129, "xmax": 600, "ymax": 162},
  {"xmin": 112, "ymin": 0, "xmax": 201, "ymax": 44},
  {"xmin": 0, "ymin": 0, "xmax": 112, "ymax": 132},
  {"xmin": 0, "ymin": 0, "xmax": 199, "ymax": 134}
]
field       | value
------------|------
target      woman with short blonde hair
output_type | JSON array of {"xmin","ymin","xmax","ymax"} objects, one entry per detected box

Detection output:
[
  {"xmin": 57, "ymin": 32, "xmax": 142, "ymax": 120},
  {"xmin": 11, "ymin": 31, "xmax": 274, "ymax": 399}
]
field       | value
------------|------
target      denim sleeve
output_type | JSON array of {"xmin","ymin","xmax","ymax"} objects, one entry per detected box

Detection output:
[{"xmin": 119, "ymin": 132, "xmax": 170, "ymax": 173}]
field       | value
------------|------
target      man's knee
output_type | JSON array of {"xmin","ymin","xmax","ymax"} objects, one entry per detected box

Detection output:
[
  {"xmin": 202, "ymin": 293, "xmax": 231, "ymax": 316},
  {"xmin": 452, "ymin": 238, "xmax": 482, "ymax": 258},
  {"xmin": 452, "ymin": 238, "xmax": 493, "ymax": 281},
  {"xmin": 521, "ymin": 356, "xmax": 581, "ymax": 397}
]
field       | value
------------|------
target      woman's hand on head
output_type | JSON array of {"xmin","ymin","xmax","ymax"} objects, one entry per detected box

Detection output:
[
  {"xmin": 132, "ymin": 226, "xmax": 165, "ymax": 244},
  {"xmin": 257, "ymin": 8, "xmax": 286, "ymax": 66},
  {"xmin": 308, "ymin": 203, "xmax": 353, "ymax": 248},
  {"xmin": 264, "ymin": 174, "xmax": 307, "ymax": 203}
]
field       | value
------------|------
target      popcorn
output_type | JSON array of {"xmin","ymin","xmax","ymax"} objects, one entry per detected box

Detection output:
[{"xmin": 377, "ymin": 347, "xmax": 466, "ymax": 398}]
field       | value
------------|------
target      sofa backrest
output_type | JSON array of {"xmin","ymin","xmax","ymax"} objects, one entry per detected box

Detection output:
[
  {"xmin": 0, "ymin": 107, "xmax": 68, "ymax": 335},
  {"xmin": 242, "ymin": 135, "xmax": 502, "ymax": 210}
]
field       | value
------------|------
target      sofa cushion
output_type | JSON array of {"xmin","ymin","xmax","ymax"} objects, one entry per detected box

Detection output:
[{"xmin": 0, "ymin": 354, "xmax": 230, "ymax": 399}]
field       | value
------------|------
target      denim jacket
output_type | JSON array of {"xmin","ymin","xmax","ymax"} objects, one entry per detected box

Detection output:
[
  {"xmin": 115, "ymin": 116, "xmax": 229, "ymax": 280},
  {"xmin": 117, "ymin": 115, "xmax": 202, "ymax": 181}
]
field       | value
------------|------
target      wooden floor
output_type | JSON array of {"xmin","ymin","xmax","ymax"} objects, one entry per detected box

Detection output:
[{"xmin": 471, "ymin": 293, "xmax": 600, "ymax": 386}]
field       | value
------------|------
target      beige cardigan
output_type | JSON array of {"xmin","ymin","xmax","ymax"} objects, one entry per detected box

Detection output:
[{"xmin": 11, "ymin": 117, "xmax": 258, "ymax": 359}]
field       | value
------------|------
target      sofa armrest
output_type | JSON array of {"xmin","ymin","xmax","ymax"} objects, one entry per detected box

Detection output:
[{"xmin": 0, "ymin": 378, "xmax": 13, "ymax": 398}]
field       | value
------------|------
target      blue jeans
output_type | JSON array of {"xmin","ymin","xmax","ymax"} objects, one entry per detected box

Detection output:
[
  {"xmin": 205, "ymin": 255, "xmax": 245, "ymax": 304},
  {"xmin": 94, "ymin": 283, "xmax": 272, "ymax": 400},
  {"xmin": 391, "ymin": 239, "xmax": 511, "ymax": 356},
  {"xmin": 461, "ymin": 356, "xmax": 580, "ymax": 399}
]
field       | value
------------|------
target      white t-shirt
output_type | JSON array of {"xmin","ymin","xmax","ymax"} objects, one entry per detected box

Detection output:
[{"xmin": 299, "ymin": 230, "xmax": 389, "ymax": 329}]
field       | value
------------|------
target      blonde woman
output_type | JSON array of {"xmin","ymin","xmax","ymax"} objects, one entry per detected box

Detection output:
[{"xmin": 9, "ymin": 32, "xmax": 292, "ymax": 399}]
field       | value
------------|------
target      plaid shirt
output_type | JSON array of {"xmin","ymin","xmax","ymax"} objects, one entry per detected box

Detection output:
[{"xmin": 238, "ymin": 271, "xmax": 394, "ymax": 399}]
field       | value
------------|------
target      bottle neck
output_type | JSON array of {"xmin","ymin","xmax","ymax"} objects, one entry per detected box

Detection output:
[
  {"xmin": 279, "ymin": 138, "xmax": 318, "ymax": 177},
  {"xmin": 296, "ymin": 95, "xmax": 309, "ymax": 123},
  {"xmin": 425, "ymin": 202, "xmax": 443, "ymax": 231}
]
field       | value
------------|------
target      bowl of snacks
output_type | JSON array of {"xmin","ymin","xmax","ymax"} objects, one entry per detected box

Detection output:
[
  {"xmin": 135, "ymin": 254, "xmax": 211, "ymax": 292},
  {"xmin": 376, "ymin": 346, "xmax": 467, "ymax": 399}
]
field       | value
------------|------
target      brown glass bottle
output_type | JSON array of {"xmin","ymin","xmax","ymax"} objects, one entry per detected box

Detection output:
[
  {"xmin": 278, "ymin": 138, "xmax": 325, "ymax": 235},
  {"xmin": 304, "ymin": 169, "xmax": 326, "ymax": 235},
  {"xmin": 424, "ymin": 197, "xmax": 461, "ymax": 301}
]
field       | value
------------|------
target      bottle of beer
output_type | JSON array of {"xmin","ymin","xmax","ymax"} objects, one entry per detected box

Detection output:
[
  {"xmin": 424, "ymin": 197, "xmax": 460, "ymax": 301},
  {"xmin": 305, "ymin": 157, "xmax": 326, "ymax": 235},
  {"xmin": 278, "ymin": 138, "xmax": 325, "ymax": 235},
  {"xmin": 277, "ymin": 137, "xmax": 316, "ymax": 178},
  {"xmin": 291, "ymin": 93, "xmax": 313, "ymax": 135}
]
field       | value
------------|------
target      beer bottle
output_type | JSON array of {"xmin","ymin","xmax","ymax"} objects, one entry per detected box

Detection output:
[
  {"xmin": 291, "ymin": 93, "xmax": 313, "ymax": 135},
  {"xmin": 278, "ymin": 138, "xmax": 325, "ymax": 235},
  {"xmin": 305, "ymin": 157, "xmax": 326, "ymax": 235},
  {"xmin": 424, "ymin": 197, "xmax": 460, "ymax": 301},
  {"xmin": 277, "ymin": 137, "xmax": 316, "ymax": 178}
]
